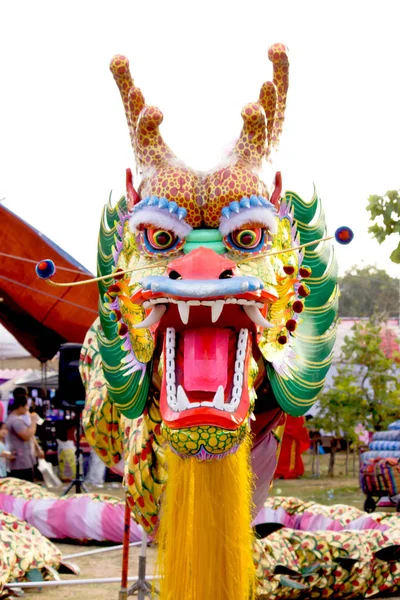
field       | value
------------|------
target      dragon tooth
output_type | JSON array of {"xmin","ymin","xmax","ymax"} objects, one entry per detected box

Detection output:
[
  {"xmin": 233, "ymin": 372, "xmax": 243, "ymax": 387},
  {"xmin": 212, "ymin": 385, "xmax": 225, "ymax": 409},
  {"xmin": 132, "ymin": 305, "xmax": 166, "ymax": 329},
  {"xmin": 167, "ymin": 395, "xmax": 178, "ymax": 410},
  {"xmin": 177, "ymin": 385, "xmax": 190, "ymax": 411},
  {"xmin": 177, "ymin": 301, "xmax": 190, "ymax": 324},
  {"xmin": 225, "ymin": 392, "xmax": 241, "ymax": 412},
  {"xmin": 243, "ymin": 305, "xmax": 273, "ymax": 329},
  {"xmin": 211, "ymin": 300, "xmax": 224, "ymax": 323}
]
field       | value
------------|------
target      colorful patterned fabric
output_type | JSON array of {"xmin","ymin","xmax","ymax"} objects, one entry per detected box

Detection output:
[
  {"xmin": 360, "ymin": 458, "xmax": 400, "ymax": 497},
  {"xmin": 373, "ymin": 430, "xmax": 400, "ymax": 441},
  {"xmin": 253, "ymin": 497, "xmax": 400, "ymax": 598},
  {"xmin": 2, "ymin": 480, "xmax": 400, "ymax": 597},
  {"xmin": 255, "ymin": 527, "xmax": 400, "ymax": 599},
  {"xmin": 0, "ymin": 509, "xmax": 62, "ymax": 595},
  {"xmin": 370, "ymin": 441, "xmax": 400, "ymax": 451},
  {"xmin": 1, "ymin": 483, "xmax": 400, "ymax": 598},
  {"xmin": 81, "ymin": 326, "xmax": 167, "ymax": 532},
  {"xmin": 0, "ymin": 478, "xmax": 142, "ymax": 543}
]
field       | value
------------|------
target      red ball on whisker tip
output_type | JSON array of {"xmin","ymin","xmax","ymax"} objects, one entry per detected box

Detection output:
[
  {"xmin": 35, "ymin": 259, "xmax": 56, "ymax": 279},
  {"xmin": 335, "ymin": 226, "xmax": 354, "ymax": 245}
]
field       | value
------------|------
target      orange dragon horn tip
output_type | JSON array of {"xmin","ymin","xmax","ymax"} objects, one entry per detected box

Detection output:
[
  {"xmin": 110, "ymin": 55, "xmax": 130, "ymax": 76},
  {"xmin": 268, "ymin": 43, "xmax": 289, "ymax": 62},
  {"xmin": 140, "ymin": 106, "xmax": 164, "ymax": 129},
  {"xmin": 241, "ymin": 103, "xmax": 264, "ymax": 123}
]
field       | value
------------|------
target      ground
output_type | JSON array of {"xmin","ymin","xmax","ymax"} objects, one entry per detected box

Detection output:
[{"xmin": 22, "ymin": 451, "xmax": 394, "ymax": 599}]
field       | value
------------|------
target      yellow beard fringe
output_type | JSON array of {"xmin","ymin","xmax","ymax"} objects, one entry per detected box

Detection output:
[{"xmin": 156, "ymin": 435, "xmax": 256, "ymax": 600}]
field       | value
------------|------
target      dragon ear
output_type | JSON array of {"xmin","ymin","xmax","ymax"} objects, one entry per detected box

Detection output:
[
  {"xmin": 126, "ymin": 168, "xmax": 140, "ymax": 210},
  {"xmin": 270, "ymin": 172, "xmax": 283, "ymax": 207}
]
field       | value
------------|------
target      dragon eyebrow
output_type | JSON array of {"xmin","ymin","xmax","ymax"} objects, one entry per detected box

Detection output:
[
  {"xmin": 129, "ymin": 196, "xmax": 192, "ymax": 238},
  {"xmin": 219, "ymin": 196, "xmax": 278, "ymax": 237}
]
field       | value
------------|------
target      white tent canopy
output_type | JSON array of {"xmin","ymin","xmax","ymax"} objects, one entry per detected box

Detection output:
[
  {"xmin": 0, "ymin": 325, "xmax": 30, "ymax": 360},
  {"xmin": 0, "ymin": 369, "xmax": 58, "ymax": 402}
]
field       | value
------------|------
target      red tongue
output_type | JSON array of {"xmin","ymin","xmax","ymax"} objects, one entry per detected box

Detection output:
[{"xmin": 183, "ymin": 328, "xmax": 229, "ymax": 392}]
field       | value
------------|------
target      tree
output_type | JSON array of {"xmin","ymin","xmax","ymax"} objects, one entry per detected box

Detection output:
[
  {"xmin": 341, "ymin": 319, "xmax": 400, "ymax": 432},
  {"xmin": 367, "ymin": 189, "xmax": 400, "ymax": 263},
  {"xmin": 338, "ymin": 265, "xmax": 399, "ymax": 319},
  {"xmin": 312, "ymin": 364, "xmax": 364, "ymax": 477},
  {"xmin": 313, "ymin": 318, "xmax": 400, "ymax": 476}
]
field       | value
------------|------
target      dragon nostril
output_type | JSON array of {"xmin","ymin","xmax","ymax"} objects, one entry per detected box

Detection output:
[
  {"xmin": 219, "ymin": 269, "xmax": 234, "ymax": 280},
  {"xmin": 169, "ymin": 270, "xmax": 182, "ymax": 280}
]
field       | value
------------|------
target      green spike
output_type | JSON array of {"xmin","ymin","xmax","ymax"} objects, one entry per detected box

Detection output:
[
  {"xmin": 285, "ymin": 188, "xmax": 319, "ymax": 223},
  {"xmin": 270, "ymin": 189, "xmax": 338, "ymax": 416},
  {"xmin": 96, "ymin": 195, "xmax": 151, "ymax": 418},
  {"xmin": 98, "ymin": 329, "xmax": 151, "ymax": 418}
]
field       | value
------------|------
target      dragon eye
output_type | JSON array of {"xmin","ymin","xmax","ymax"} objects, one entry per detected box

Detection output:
[
  {"xmin": 145, "ymin": 228, "xmax": 178, "ymax": 252},
  {"xmin": 230, "ymin": 228, "xmax": 264, "ymax": 250}
]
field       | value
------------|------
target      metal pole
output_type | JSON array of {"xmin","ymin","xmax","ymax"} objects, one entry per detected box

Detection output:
[
  {"xmin": 138, "ymin": 530, "xmax": 148, "ymax": 600},
  {"xmin": 63, "ymin": 541, "xmax": 141, "ymax": 560},
  {"xmin": 127, "ymin": 527, "xmax": 154, "ymax": 598},
  {"xmin": 6, "ymin": 577, "xmax": 161, "ymax": 590},
  {"xmin": 119, "ymin": 498, "xmax": 131, "ymax": 600}
]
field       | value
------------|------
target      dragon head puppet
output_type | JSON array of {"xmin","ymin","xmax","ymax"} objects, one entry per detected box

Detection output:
[
  {"xmin": 96, "ymin": 44, "xmax": 337, "ymax": 459},
  {"xmin": 79, "ymin": 43, "xmax": 340, "ymax": 599}
]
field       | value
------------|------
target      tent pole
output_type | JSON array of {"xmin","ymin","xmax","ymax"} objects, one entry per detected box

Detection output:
[
  {"xmin": 63, "ymin": 541, "xmax": 141, "ymax": 560},
  {"xmin": 6, "ymin": 576, "xmax": 161, "ymax": 590}
]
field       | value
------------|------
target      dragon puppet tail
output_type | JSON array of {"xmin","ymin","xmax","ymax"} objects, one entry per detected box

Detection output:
[{"xmin": 157, "ymin": 434, "xmax": 256, "ymax": 600}]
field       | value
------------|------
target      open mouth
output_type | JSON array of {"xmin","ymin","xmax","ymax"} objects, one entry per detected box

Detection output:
[
  {"xmin": 160, "ymin": 324, "xmax": 251, "ymax": 429},
  {"xmin": 129, "ymin": 260, "xmax": 277, "ymax": 431},
  {"xmin": 132, "ymin": 294, "xmax": 275, "ymax": 430}
]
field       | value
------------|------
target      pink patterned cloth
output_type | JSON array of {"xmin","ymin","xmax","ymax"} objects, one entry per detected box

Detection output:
[{"xmin": 0, "ymin": 479, "xmax": 142, "ymax": 542}]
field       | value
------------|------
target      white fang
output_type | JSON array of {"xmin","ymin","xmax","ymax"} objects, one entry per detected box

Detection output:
[
  {"xmin": 243, "ymin": 305, "xmax": 273, "ymax": 329},
  {"xmin": 177, "ymin": 301, "xmax": 190, "ymax": 324},
  {"xmin": 133, "ymin": 305, "xmax": 166, "ymax": 329},
  {"xmin": 211, "ymin": 300, "xmax": 224, "ymax": 323}
]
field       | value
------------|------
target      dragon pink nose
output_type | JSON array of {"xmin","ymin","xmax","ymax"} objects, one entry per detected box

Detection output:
[{"xmin": 167, "ymin": 247, "xmax": 238, "ymax": 280}]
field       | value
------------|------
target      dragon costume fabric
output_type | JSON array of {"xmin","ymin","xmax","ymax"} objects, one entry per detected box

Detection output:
[
  {"xmin": 0, "ymin": 500, "xmax": 77, "ymax": 595},
  {"xmin": 75, "ymin": 44, "xmax": 347, "ymax": 599}
]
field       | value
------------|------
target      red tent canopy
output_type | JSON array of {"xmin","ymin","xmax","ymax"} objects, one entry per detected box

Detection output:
[{"xmin": 0, "ymin": 205, "xmax": 98, "ymax": 362}]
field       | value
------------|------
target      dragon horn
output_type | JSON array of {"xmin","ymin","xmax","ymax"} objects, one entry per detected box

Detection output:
[
  {"xmin": 110, "ymin": 55, "xmax": 177, "ymax": 171},
  {"xmin": 234, "ymin": 43, "xmax": 289, "ymax": 168},
  {"xmin": 262, "ymin": 44, "xmax": 289, "ymax": 158}
]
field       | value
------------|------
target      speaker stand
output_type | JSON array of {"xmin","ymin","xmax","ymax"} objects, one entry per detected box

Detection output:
[{"xmin": 62, "ymin": 404, "xmax": 88, "ymax": 495}]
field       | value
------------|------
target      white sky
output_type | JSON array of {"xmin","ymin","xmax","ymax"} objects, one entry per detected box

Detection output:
[{"xmin": 1, "ymin": 0, "xmax": 400, "ymax": 278}]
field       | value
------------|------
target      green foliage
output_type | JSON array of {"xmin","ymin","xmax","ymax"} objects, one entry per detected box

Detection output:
[
  {"xmin": 367, "ymin": 189, "xmax": 400, "ymax": 263},
  {"xmin": 341, "ymin": 318, "xmax": 400, "ymax": 431},
  {"xmin": 338, "ymin": 265, "xmax": 399, "ymax": 318},
  {"xmin": 312, "ymin": 365, "xmax": 363, "ymax": 442},
  {"xmin": 314, "ymin": 318, "xmax": 400, "ymax": 438}
]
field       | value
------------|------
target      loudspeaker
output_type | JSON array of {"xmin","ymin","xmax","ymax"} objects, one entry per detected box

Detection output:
[{"xmin": 58, "ymin": 343, "xmax": 86, "ymax": 406}]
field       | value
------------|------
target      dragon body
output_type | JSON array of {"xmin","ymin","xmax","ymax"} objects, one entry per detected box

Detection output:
[{"xmin": 80, "ymin": 44, "xmax": 339, "ymax": 599}]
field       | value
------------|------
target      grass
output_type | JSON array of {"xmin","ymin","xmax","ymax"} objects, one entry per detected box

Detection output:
[{"xmin": 269, "ymin": 450, "xmax": 365, "ymax": 509}]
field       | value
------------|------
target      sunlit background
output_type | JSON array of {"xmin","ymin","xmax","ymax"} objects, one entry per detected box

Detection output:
[{"xmin": 1, "ymin": 0, "xmax": 399, "ymax": 276}]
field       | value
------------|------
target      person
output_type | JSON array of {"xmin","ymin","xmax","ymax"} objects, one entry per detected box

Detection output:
[
  {"xmin": 0, "ymin": 423, "xmax": 15, "ymax": 477},
  {"xmin": 85, "ymin": 448, "xmax": 106, "ymax": 487},
  {"xmin": 7, "ymin": 389, "xmax": 38, "ymax": 482}
]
